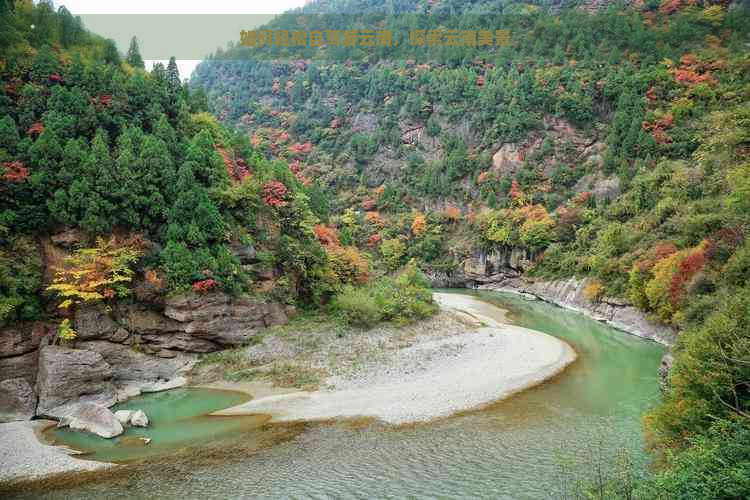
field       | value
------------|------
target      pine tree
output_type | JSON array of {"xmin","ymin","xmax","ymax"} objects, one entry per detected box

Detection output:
[
  {"xmin": 84, "ymin": 130, "xmax": 115, "ymax": 232},
  {"xmin": 166, "ymin": 57, "xmax": 181, "ymax": 94},
  {"xmin": 102, "ymin": 39, "xmax": 120, "ymax": 65},
  {"xmin": 185, "ymin": 129, "xmax": 226, "ymax": 187},
  {"xmin": 153, "ymin": 114, "xmax": 179, "ymax": 160},
  {"xmin": 56, "ymin": 138, "xmax": 88, "ymax": 188},
  {"xmin": 188, "ymin": 87, "xmax": 209, "ymax": 113},
  {"xmin": 166, "ymin": 162, "xmax": 225, "ymax": 245},
  {"xmin": 112, "ymin": 127, "xmax": 141, "ymax": 227},
  {"xmin": 30, "ymin": 45, "xmax": 61, "ymax": 83},
  {"xmin": 125, "ymin": 36, "xmax": 145, "ymax": 69},
  {"xmin": 136, "ymin": 135, "xmax": 174, "ymax": 230},
  {"xmin": 0, "ymin": 115, "xmax": 19, "ymax": 154}
]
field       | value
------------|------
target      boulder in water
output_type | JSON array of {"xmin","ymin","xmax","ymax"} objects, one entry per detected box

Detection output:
[
  {"xmin": 114, "ymin": 410, "xmax": 133, "ymax": 426},
  {"xmin": 130, "ymin": 409, "xmax": 149, "ymax": 427},
  {"xmin": 58, "ymin": 402, "xmax": 124, "ymax": 438}
]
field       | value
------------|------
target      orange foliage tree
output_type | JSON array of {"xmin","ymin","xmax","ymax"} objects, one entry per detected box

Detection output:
[{"xmin": 411, "ymin": 213, "xmax": 427, "ymax": 236}]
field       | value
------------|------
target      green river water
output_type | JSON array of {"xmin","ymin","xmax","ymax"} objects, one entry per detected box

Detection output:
[{"xmin": 25, "ymin": 290, "xmax": 664, "ymax": 499}]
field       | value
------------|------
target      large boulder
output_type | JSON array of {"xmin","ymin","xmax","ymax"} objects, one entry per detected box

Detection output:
[
  {"xmin": 140, "ymin": 333, "xmax": 219, "ymax": 353},
  {"xmin": 50, "ymin": 228, "xmax": 87, "ymax": 248},
  {"xmin": 114, "ymin": 410, "xmax": 133, "ymax": 426},
  {"xmin": 119, "ymin": 305, "xmax": 184, "ymax": 335},
  {"xmin": 35, "ymin": 345, "xmax": 116, "ymax": 418},
  {"xmin": 58, "ymin": 402, "xmax": 123, "ymax": 438},
  {"xmin": 0, "ymin": 378, "xmax": 36, "ymax": 422},
  {"xmin": 130, "ymin": 409, "xmax": 148, "ymax": 427}
]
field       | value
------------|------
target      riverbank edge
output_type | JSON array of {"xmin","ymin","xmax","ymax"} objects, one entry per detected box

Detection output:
[{"xmin": 210, "ymin": 292, "xmax": 577, "ymax": 425}]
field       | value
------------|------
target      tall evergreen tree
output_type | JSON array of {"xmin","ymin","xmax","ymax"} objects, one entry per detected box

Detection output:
[
  {"xmin": 102, "ymin": 39, "xmax": 121, "ymax": 66},
  {"xmin": 125, "ymin": 36, "xmax": 145, "ymax": 69},
  {"xmin": 136, "ymin": 135, "xmax": 174, "ymax": 230},
  {"xmin": 0, "ymin": 115, "xmax": 19, "ymax": 154},
  {"xmin": 166, "ymin": 57, "xmax": 181, "ymax": 94},
  {"xmin": 166, "ymin": 162, "xmax": 225, "ymax": 245}
]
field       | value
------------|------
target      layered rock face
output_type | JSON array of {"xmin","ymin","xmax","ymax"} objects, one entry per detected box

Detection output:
[
  {"xmin": 0, "ymin": 322, "xmax": 47, "ymax": 422},
  {"xmin": 20, "ymin": 291, "xmax": 288, "ymax": 421}
]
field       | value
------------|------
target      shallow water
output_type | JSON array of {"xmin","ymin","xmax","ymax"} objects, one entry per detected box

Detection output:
[
  {"xmin": 23, "ymin": 290, "xmax": 664, "ymax": 499},
  {"xmin": 47, "ymin": 388, "xmax": 263, "ymax": 462}
]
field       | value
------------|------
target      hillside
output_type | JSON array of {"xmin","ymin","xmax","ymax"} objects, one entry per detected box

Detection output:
[
  {"xmin": 191, "ymin": 0, "xmax": 750, "ymax": 494},
  {"xmin": 1, "ymin": 0, "xmax": 440, "ymax": 427}
]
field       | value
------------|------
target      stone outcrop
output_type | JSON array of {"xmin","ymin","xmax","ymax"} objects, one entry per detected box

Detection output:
[
  {"xmin": 658, "ymin": 353, "xmax": 674, "ymax": 392},
  {"xmin": 0, "ymin": 230, "xmax": 290, "ymax": 423},
  {"xmin": 35, "ymin": 345, "xmax": 117, "ymax": 418},
  {"xmin": 164, "ymin": 293, "xmax": 288, "ymax": 346},
  {"xmin": 114, "ymin": 410, "xmax": 133, "ymax": 426},
  {"xmin": 0, "ymin": 377, "xmax": 36, "ymax": 422},
  {"xmin": 113, "ymin": 408, "xmax": 149, "ymax": 427},
  {"xmin": 57, "ymin": 402, "xmax": 124, "ymax": 438}
]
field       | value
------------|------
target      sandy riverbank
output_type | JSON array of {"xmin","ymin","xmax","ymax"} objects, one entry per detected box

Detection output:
[
  {"xmin": 212, "ymin": 292, "xmax": 577, "ymax": 424},
  {"xmin": 0, "ymin": 420, "xmax": 113, "ymax": 483}
]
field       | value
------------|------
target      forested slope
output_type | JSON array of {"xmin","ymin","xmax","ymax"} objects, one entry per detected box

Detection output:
[{"xmin": 192, "ymin": 0, "xmax": 750, "ymax": 494}]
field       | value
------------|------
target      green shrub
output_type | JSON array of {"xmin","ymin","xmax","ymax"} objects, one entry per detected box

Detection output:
[
  {"xmin": 331, "ymin": 264, "xmax": 437, "ymax": 328},
  {"xmin": 330, "ymin": 284, "xmax": 383, "ymax": 328}
]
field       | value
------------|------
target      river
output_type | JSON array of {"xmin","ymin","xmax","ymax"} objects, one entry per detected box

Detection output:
[{"xmin": 21, "ymin": 290, "xmax": 664, "ymax": 499}]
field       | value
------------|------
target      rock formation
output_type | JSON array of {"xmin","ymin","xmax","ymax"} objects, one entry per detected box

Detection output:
[{"xmin": 57, "ymin": 402, "xmax": 124, "ymax": 438}]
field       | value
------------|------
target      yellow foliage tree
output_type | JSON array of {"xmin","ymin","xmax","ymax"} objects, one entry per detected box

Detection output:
[{"xmin": 46, "ymin": 237, "xmax": 142, "ymax": 312}]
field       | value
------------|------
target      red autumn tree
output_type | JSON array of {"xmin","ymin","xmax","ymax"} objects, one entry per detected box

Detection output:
[
  {"xmin": 262, "ymin": 180, "xmax": 288, "ymax": 207},
  {"xmin": 313, "ymin": 224, "xmax": 340, "ymax": 246},
  {"xmin": 192, "ymin": 278, "xmax": 217, "ymax": 294},
  {"xmin": 1, "ymin": 161, "xmax": 29, "ymax": 183}
]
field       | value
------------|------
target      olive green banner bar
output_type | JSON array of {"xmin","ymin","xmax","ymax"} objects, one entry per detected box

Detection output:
[{"xmin": 76, "ymin": 14, "xmax": 513, "ymax": 61}]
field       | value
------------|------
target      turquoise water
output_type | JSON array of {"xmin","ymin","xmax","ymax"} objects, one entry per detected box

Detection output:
[
  {"xmin": 25, "ymin": 291, "xmax": 664, "ymax": 499},
  {"xmin": 48, "ymin": 387, "xmax": 261, "ymax": 462}
]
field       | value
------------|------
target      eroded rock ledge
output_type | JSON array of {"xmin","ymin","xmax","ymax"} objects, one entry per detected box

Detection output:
[{"xmin": 0, "ymin": 291, "xmax": 288, "ymax": 422}]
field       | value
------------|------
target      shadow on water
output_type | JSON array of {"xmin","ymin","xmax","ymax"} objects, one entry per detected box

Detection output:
[{"xmin": 4, "ymin": 290, "xmax": 665, "ymax": 500}]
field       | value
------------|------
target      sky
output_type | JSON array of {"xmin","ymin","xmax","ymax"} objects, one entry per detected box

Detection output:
[{"xmin": 54, "ymin": 0, "xmax": 310, "ymax": 78}]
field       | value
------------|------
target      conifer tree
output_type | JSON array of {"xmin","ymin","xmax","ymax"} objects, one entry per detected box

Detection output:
[
  {"xmin": 166, "ymin": 162, "xmax": 225, "ymax": 245},
  {"xmin": 185, "ymin": 129, "xmax": 226, "ymax": 187},
  {"xmin": 112, "ymin": 127, "xmax": 141, "ymax": 227},
  {"xmin": 30, "ymin": 45, "xmax": 61, "ymax": 83},
  {"xmin": 0, "ymin": 115, "xmax": 19, "ymax": 154},
  {"xmin": 126, "ymin": 36, "xmax": 145, "ymax": 69},
  {"xmin": 102, "ymin": 39, "xmax": 121, "ymax": 66},
  {"xmin": 136, "ymin": 135, "xmax": 174, "ymax": 230},
  {"xmin": 167, "ymin": 57, "xmax": 181, "ymax": 94}
]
